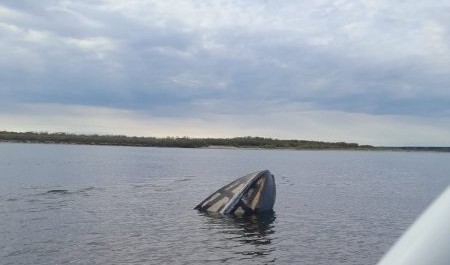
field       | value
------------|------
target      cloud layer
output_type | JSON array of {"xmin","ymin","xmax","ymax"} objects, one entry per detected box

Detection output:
[{"xmin": 1, "ymin": 0, "xmax": 450, "ymax": 145}]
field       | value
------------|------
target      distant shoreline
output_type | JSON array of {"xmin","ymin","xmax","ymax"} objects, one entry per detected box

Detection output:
[
  {"xmin": 0, "ymin": 131, "xmax": 449, "ymax": 152},
  {"xmin": 2, "ymin": 140, "xmax": 450, "ymax": 153}
]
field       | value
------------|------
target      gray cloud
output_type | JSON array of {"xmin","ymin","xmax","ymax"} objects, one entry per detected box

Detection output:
[{"xmin": 1, "ymin": 0, "xmax": 450, "ymax": 143}]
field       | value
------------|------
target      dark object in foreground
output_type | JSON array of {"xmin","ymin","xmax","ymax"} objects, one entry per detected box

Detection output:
[
  {"xmin": 195, "ymin": 170, "xmax": 276, "ymax": 215},
  {"xmin": 46, "ymin": 189, "xmax": 69, "ymax": 194}
]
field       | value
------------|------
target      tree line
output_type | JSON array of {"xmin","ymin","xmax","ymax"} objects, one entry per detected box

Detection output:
[{"xmin": 0, "ymin": 131, "xmax": 374, "ymax": 150}]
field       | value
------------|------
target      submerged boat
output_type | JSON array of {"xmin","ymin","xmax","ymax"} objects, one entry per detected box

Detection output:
[{"xmin": 195, "ymin": 170, "xmax": 276, "ymax": 215}]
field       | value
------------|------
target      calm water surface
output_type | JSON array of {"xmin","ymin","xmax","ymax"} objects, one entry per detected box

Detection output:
[{"xmin": 1, "ymin": 143, "xmax": 449, "ymax": 264}]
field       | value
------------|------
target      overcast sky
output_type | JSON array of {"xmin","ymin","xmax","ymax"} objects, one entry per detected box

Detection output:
[{"xmin": 1, "ymin": 0, "xmax": 450, "ymax": 146}]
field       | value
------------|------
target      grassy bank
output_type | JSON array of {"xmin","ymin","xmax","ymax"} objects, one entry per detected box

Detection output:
[{"xmin": 0, "ymin": 131, "xmax": 373, "ymax": 150}]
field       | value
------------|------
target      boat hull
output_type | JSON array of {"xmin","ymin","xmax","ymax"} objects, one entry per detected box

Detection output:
[{"xmin": 195, "ymin": 170, "xmax": 276, "ymax": 215}]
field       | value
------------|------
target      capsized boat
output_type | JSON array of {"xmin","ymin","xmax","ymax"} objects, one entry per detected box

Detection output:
[{"xmin": 194, "ymin": 170, "xmax": 276, "ymax": 215}]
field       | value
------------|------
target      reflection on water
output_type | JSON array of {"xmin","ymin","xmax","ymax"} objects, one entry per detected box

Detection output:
[{"xmin": 199, "ymin": 211, "xmax": 277, "ymax": 263}]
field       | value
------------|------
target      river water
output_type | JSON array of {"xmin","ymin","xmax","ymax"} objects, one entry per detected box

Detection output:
[{"xmin": 1, "ymin": 143, "xmax": 449, "ymax": 265}]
